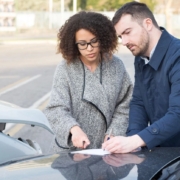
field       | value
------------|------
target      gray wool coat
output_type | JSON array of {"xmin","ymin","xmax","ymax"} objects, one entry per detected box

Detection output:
[{"xmin": 44, "ymin": 55, "xmax": 133, "ymax": 153}]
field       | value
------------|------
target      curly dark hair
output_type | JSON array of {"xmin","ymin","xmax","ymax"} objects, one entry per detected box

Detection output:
[{"xmin": 57, "ymin": 11, "xmax": 118, "ymax": 63}]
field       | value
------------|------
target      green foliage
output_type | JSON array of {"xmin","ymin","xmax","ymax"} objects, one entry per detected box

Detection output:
[
  {"xmin": 96, "ymin": 0, "xmax": 132, "ymax": 11},
  {"xmin": 140, "ymin": 0, "xmax": 157, "ymax": 12},
  {"xmin": 68, "ymin": 0, "xmax": 86, "ymax": 11},
  {"xmin": 14, "ymin": 0, "xmax": 60, "ymax": 12},
  {"xmin": 69, "ymin": 0, "xmax": 157, "ymax": 11},
  {"xmin": 85, "ymin": 0, "xmax": 157, "ymax": 11},
  {"xmin": 14, "ymin": 0, "xmax": 47, "ymax": 11},
  {"xmin": 80, "ymin": 0, "xmax": 87, "ymax": 9},
  {"xmin": 14, "ymin": 0, "xmax": 157, "ymax": 12},
  {"xmin": 68, "ymin": 0, "xmax": 133, "ymax": 11}
]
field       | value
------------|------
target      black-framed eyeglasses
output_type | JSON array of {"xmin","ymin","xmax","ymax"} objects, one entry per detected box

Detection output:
[{"xmin": 76, "ymin": 38, "xmax": 99, "ymax": 50}]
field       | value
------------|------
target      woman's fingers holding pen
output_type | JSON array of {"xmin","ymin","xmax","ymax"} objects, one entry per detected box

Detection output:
[{"xmin": 70, "ymin": 126, "xmax": 90, "ymax": 149}]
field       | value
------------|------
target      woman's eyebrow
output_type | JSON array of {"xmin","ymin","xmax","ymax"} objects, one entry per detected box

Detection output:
[
  {"xmin": 76, "ymin": 37, "xmax": 97, "ymax": 42},
  {"xmin": 90, "ymin": 37, "xmax": 97, "ymax": 40},
  {"xmin": 76, "ymin": 40, "xmax": 86, "ymax": 43}
]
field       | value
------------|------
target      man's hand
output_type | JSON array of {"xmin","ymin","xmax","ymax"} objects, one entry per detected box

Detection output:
[
  {"xmin": 103, "ymin": 153, "xmax": 145, "ymax": 167},
  {"xmin": 102, "ymin": 135, "xmax": 145, "ymax": 153},
  {"xmin": 104, "ymin": 134, "xmax": 114, "ymax": 142},
  {"xmin": 70, "ymin": 126, "xmax": 90, "ymax": 149}
]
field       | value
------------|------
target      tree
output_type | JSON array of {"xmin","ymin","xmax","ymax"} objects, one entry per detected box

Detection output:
[
  {"xmin": 68, "ymin": 0, "xmax": 158, "ymax": 11},
  {"xmin": 163, "ymin": 0, "xmax": 173, "ymax": 33},
  {"xmin": 97, "ymin": 0, "xmax": 132, "ymax": 11},
  {"xmin": 80, "ymin": 0, "xmax": 87, "ymax": 10},
  {"xmin": 15, "ymin": 0, "xmax": 48, "ymax": 11},
  {"xmin": 14, "ymin": 0, "xmax": 62, "ymax": 12},
  {"xmin": 140, "ymin": 0, "xmax": 157, "ymax": 12},
  {"xmin": 69, "ymin": 0, "xmax": 86, "ymax": 11}
]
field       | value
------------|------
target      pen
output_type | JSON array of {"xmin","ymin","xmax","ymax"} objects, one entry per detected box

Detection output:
[
  {"xmin": 107, "ymin": 129, "xmax": 112, "ymax": 140},
  {"xmin": 110, "ymin": 166, "xmax": 116, "ymax": 175}
]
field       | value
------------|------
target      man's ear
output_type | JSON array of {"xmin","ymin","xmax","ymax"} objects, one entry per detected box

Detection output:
[{"xmin": 143, "ymin": 18, "xmax": 153, "ymax": 31}]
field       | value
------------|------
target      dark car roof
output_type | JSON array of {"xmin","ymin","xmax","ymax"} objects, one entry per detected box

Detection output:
[{"xmin": 1, "ymin": 147, "xmax": 180, "ymax": 180}]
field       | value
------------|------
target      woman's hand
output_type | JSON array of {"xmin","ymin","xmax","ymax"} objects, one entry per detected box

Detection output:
[
  {"xmin": 73, "ymin": 154, "xmax": 91, "ymax": 162},
  {"xmin": 70, "ymin": 126, "xmax": 90, "ymax": 149}
]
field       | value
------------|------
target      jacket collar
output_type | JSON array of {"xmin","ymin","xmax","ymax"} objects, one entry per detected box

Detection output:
[
  {"xmin": 80, "ymin": 60, "xmax": 110, "ymax": 129},
  {"xmin": 148, "ymin": 27, "xmax": 173, "ymax": 71}
]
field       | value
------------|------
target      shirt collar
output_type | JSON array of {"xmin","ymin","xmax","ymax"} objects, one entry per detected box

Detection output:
[
  {"xmin": 137, "ymin": 27, "xmax": 173, "ymax": 71},
  {"xmin": 141, "ymin": 45, "xmax": 157, "ymax": 64}
]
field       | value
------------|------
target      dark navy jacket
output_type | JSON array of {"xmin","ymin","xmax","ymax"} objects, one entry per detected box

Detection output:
[{"xmin": 127, "ymin": 28, "xmax": 180, "ymax": 149}]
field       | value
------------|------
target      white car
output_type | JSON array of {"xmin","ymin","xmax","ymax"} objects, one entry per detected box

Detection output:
[{"xmin": 0, "ymin": 100, "xmax": 53, "ymax": 165}]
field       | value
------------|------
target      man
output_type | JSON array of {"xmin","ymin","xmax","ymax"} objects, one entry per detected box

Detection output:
[{"xmin": 102, "ymin": 1, "xmax": 180, "ymax": 153}]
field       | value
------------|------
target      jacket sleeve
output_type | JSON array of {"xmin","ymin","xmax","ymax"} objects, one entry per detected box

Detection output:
[
  {"xmin": 126, "ymin": 69, "xmax": 149, "ymax": 136},
  {"xmin": 138, "ymin": 57, "xmax": 180, "ymax": 149},
  {"xmin": 44, "ymin": 62, "xmax": 79, "ymax": 148},
  {"xmin": 106, "ymin": 61, "xmax": 133, "ymax": 137}
]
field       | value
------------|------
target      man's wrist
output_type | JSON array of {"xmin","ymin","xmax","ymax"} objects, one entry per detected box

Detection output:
[{"xmin": 132, "ymin": 134, "xmax": 146, "ymax": 147}]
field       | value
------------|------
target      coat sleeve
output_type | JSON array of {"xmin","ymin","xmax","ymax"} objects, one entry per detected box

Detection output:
[
  {"xmin": 126, "ymin": 66, "xmax": 149, "ymax": 136},
  {"xmin": 106, "ymin": 61, "xmax": 133, "ymax": 137},
  {"xmin": 138, "ymin": 57, "xmax": 180, "ymax": 149},
  {"xmin": 44, "ymin": 62, "xmax": 80, "ymax": 148}
]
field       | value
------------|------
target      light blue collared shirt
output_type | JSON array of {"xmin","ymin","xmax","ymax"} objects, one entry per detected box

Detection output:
[{"xmin": 141, "ymin": 45, "xmax": 157, "ymax": 64}]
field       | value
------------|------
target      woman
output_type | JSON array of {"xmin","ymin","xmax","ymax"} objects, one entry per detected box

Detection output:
[{"xmin": 44, "ymin": 11, "xmax": 133, "ymax": 153}]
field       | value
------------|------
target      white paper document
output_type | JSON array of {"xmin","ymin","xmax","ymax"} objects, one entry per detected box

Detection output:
[{"xmin": 71, "ymin": 149, "xmax": 111, "ymax": 156}]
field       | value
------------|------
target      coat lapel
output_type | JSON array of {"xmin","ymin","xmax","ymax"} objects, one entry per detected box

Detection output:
[{"xmin": 81, "ymin": 62, "xmax": 110, "ymax": 128}]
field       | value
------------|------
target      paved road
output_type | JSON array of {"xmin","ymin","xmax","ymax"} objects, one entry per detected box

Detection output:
[
  {"xmin": 0, "ymin": 43, "xmax": 60, "ymax": 107},
  {"xmin": 0, "ymin": 42, "xmax": 61, "ymax": 153},
  {"xmin": 117, "ymin": 44, "xmax": 135, "ymax": 83},
  {"xmin": 0, "ymin": 42, "xmax": 134, "ymax": 154}
]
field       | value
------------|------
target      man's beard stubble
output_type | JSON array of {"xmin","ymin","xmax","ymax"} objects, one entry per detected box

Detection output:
[{"xmin": 131, "ymin": 28, "xmax": 150, "ymax": 57}]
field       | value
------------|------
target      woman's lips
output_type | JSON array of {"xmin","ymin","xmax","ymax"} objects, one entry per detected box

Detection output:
[{"xmin": 87, "ymin": 53, "xmax": 95, "ymax": 58}]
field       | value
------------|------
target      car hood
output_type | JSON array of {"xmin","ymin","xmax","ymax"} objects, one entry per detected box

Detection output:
[
  {"xmin": 0, "ymin": 101, "xmax": 53, "ymax": 134},
  {"xmin": 1, "ymin": 148, "xmax": 180, "ymax": 180}
]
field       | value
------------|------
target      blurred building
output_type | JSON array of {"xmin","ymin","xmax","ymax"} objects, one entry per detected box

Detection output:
[{"xmin": 0, "ymin": 0, "xmax": 16, "ymax": 31}]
